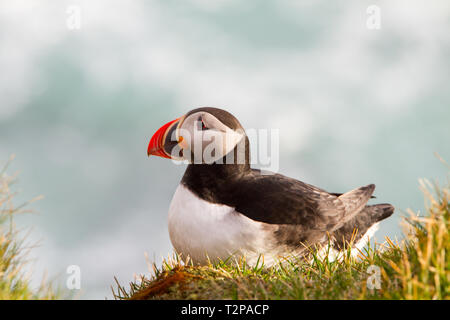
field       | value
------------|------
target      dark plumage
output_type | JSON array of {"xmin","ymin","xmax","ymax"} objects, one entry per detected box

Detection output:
[
  {"xmin": 182, "ymin": 165, "xmax": 393, "ymax": 251},
  {"xmin": 148, "ymin": 106, "xmax": 395, "ymax": 263},
  {"xmin": 180, "ymin": 107, "xmax": 394, "ymax": 251}
]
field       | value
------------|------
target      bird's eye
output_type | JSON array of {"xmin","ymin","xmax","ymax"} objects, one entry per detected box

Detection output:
[
  {"xmin": 201, "ymin": 120, "xmax": 208, "ymax": 131},
  {"xmin": 198, "ymin": 117, "xmax": 208, "ymax": 131}
]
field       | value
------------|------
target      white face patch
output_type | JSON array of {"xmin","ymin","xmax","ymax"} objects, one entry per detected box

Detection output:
[{"xmin": 177, "ymin": 112, "xmax": 245, "ymax": 164}]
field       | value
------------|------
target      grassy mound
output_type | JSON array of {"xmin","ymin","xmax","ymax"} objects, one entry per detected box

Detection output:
[
  {"xmin": 0, "ymin": 156, "xmax": 57, "ymax": 300},
  {"xmin": 114, "ymin": 174, "xmax": 449, "ymax": 300}
]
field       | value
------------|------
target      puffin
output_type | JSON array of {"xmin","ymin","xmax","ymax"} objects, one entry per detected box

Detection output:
[{"xmin": 147, "ymin": 107, "xmax": 394, "ymax": 265}]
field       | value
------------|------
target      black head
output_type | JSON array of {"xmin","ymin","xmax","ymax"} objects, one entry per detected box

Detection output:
[{"xmin": 148, "ymin": 107, "xmax": 250, "ymax": 167}]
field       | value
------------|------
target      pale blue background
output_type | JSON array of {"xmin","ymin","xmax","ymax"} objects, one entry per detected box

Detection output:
[{"xmin": 1, "ymin": 1, "xmax": 449, "ymax": 298}]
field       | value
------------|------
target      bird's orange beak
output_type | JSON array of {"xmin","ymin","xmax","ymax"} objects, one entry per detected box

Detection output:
[{"xmin": 147, "ymin": 117, "xmax": 181, "ymax": 158}]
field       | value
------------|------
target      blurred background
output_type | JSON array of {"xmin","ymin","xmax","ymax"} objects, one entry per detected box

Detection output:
[{"xmin": 0, "ymin": 0, "xmax": 449, "ymax": 299}]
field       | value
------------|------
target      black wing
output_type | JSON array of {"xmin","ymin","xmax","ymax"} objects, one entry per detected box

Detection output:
[{"xmin": 223, "ymin": 169, "xmax": 374, "ymax": 232}]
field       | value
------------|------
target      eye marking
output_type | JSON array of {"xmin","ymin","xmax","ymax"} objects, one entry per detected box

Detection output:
[{"xmin": 198, "ymin": 116, "xmax": 208, "ymax": 131}]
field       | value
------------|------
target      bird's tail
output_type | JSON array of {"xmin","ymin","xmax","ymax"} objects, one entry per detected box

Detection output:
[
  {"xmin": 368, "ymin": 203, "xmax": 395, "ymax": 222},
  {"xmin": 332, "ymin": 203, "xmax": 394, "ymax": 250}
]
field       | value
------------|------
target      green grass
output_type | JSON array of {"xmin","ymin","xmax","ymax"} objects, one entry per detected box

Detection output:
[
  {"xmin": 113, "ymin": 172, "xmax": 449, "ymax": 300},
  {"xmin": 0, "ymin": 156, "xmax": 57, "ymax": 300}
]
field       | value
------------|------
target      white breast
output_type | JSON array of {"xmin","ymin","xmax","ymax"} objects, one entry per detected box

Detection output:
[
  {"xmin": 168, "ymin": 184, "xmax": 277, "ymax": 265},
  {"xmin": 167, "ymin": 184, "xmax": 380, "ymax": 265}
]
